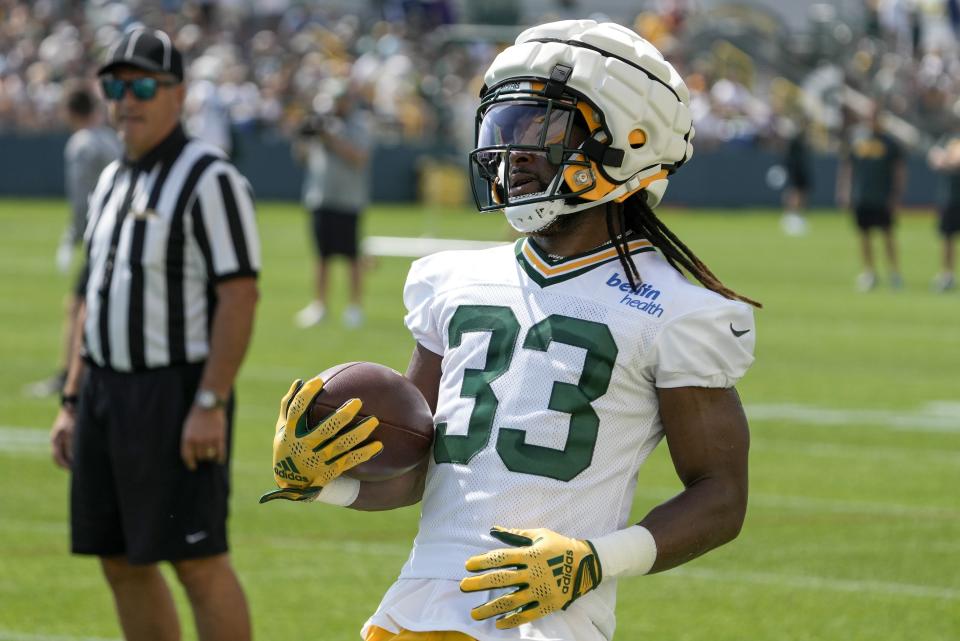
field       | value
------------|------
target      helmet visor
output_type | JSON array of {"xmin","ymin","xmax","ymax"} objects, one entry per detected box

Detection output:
[
  {"xmin": 478, "ymin": 102, "xmax": 573, "ymax": 148},
  {"xmin": 470, "ymin": 101, "xmax": 592, "ymax": 210}
]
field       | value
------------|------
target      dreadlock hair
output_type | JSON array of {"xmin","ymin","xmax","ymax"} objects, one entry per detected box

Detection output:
[{"xmin": 605, "ymin": 194, "xmax": 762, "ymax": 308}]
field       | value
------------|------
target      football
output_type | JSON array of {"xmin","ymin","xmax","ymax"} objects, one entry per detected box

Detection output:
[{"xmin": 308, "ymin": 361, "xmax": 434, "ymax": 482}]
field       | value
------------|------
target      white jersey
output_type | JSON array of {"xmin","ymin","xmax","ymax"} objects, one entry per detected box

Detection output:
[{"xmin": 365, "ymin": 237, "xmax": 756, "ymax": 641}]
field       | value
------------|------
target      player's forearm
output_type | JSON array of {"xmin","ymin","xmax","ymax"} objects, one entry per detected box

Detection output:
[
  {"xmin": 323, "ymin": 132, "xmax": 369, "ymax": 169},
  {"xmin": 199, "ymin": 278, "xmax": 258, "ymax": 397},
  {"xmin": 836, "ymin": 163, "xmax": 851, "ymax": 201},
  {"xmin": 66, "ymin": 184, "xmax": 90, "ymax": 245},
  {"xmin": 351, "ymin": 459, "xmax": 428, "ymax": 511},
  {"xmin": 637, "ymin": 474, "xmax": 748, "ymax": 573},
  {"xmin": 62, "ymin": 302, "xmax": 87, "ymax": 397},
  {"xmin": 890, "ymin": 164, "xmax": 906, "ymax": 206}
]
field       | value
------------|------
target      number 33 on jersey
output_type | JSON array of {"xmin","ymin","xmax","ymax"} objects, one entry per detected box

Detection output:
[{"xmin": 399, "ymin": 237, "xmax": 756, "ymax": 582}]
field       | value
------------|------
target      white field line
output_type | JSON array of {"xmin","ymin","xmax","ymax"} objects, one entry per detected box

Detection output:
[
  {"xmin": 4, "ymin": 529, "xmax": 956, "ymax": 604},
  {"xmin": 7, "ymin": 450, "xmax": 957, "ymax": 520},
  {"xmin": 218, "ymin": 538, "xmax": 960, "ymax": 602},
  {"xmin": 4, "ymin": 548, "xmax": 956, "ymax": 607},
  {"xmin": 0, "ymin": 427, "xmax": 48, "ymax": 455},
  {"xmin": 5, "ymin": 399, "xmax": 960, "ymax": 456},
  {"xmin": 11, "ymin": 432, "xmax": 952, "ymax": 469},
  {"xmin": 631, "ymin": 485, "xmax": 959, "ymax": 519},
  {"xmin": 668, "ymin": 566, "xmax": 960, "ymax": 601},
  {"xmin": 0, "ymin": 632, "xmax": 120, "ymax": 641},
  {"xmin": 745, "ymin": 402, "xmax": 960, "ymax": 433},
  {"xmin": 750, "ymin": 438, "xmax": 960, "ymax": 464},
  {"xmin": 363, "ymin": 236, "xmax": 507, "ymax": 258},
  {"xmin": 747, "ymin": 493, "xmax": 959, "ymax": 519},
  {"xmin": 9, "ymin": 399, "xmax": 958, "ymax": 444},
  {"xmin": 8, "ymin": 477, "xmax": 954, "ymax": 550}
]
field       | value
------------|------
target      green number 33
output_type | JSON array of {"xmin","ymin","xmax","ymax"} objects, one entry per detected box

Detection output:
[{"xmin": 433, "ymin": 305, "xmax": 618, "ymax": 481}]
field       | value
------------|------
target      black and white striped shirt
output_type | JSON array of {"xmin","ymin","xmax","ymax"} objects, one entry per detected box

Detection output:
[{"xmin": 81, "ymin": 125, "xmax": 260, "ymax": 372}]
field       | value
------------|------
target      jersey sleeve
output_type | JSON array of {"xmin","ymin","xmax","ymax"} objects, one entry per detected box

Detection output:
[
  {"xmin": 650, "ymin": 302, "xmax": 756, "ymax": 388},
  {"xmin": 192, "ymin": 162, "xmax": 261, "ymax": 281},
  {"xmin": 403, "ymin": 255, "xmax": 443, "ymax": 355}
]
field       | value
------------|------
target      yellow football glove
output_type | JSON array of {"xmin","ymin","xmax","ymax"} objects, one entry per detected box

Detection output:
[
  {"xmin": 460, "ymin": 526, "xmax": 602, "ymax": 629},
  {"xmin": 259, "ymin": 377, "xmax": 383, "ymax": 503}
]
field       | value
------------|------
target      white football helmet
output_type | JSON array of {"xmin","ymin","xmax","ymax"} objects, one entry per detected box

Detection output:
[{"xmin": 470, "ymin": 20, "xmax": 694, "ymax": 233}]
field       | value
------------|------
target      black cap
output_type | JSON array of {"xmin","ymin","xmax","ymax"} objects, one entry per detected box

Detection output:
[{"xmin": 98, "ymin": 28, "xmax": 184, "ymax": 81}]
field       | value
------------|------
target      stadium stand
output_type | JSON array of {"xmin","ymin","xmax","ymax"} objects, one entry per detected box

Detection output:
[{"xmin": 2, "ymin": 0, "xmax": 959, "ymax": 205}]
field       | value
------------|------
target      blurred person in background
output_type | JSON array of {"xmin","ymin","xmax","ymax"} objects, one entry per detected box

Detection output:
[
  {"xmin": 25, "ymin": 81, "xmax": 121, "ymax": 399},
  {"xmin": 781, "ymin": 115, "xmax": 812, "ymax": 237},
  {"xmin": 184, "ymin": 56, "xmax": 233, "ymax": 156},
  {"xmin": 837, "ymin": 103, "xmax": 906, "ymax": 291},
  {"xmin": 48, "ymin": 28, "xmax": 257, "ymax": 641},
  {"xmin": 184, "ymin": 77, "xmax": 233, "ymax": 156},
  {"xmin": 293, "ymin": 85, "xmax": 372, "ymax": 329},
  {"xmin": 926, "ymin": 123, "xmax": 960, "ymax": 292}
]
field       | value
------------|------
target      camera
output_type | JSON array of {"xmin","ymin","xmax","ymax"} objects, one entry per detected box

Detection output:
[{"xmin": 298, "ymin": 114, "xmax": 330, "ymax": 137}]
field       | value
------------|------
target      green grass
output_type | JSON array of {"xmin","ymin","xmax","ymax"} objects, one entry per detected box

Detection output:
[{"xmin": 1, "ymin": 200, "xmax": 957, "ymax": 640}]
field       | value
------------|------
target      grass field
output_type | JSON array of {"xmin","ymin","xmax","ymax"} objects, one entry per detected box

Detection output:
[{"xmin": 0, "ymin": 199, "xmax": 957, "ymax": 641}]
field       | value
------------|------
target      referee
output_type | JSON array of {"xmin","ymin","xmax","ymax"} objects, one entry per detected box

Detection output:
[{"xmin": 49, "ymin": 29, "xmax": 257, "ymax": 641}]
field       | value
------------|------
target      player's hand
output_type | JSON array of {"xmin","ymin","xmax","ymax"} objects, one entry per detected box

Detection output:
[
  {"xmin": 259, "ymin": 377, "xmax": 382, "ymax": 503},
  {"xmin": 460, "ymin": 526, "xmax": 602, "ymax": 629},
  {"xmin": 50, "ymin": 407, "xmax": 76, "ymax": 469},
  {"xmin": 180, "ymin": 405, "xmax": 227, "ymax": 471}
]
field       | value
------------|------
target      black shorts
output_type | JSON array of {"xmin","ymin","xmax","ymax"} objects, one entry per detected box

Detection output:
[
  {"xmin": 854, "ymin": 205, "xmax": 894, "ymax": 230},
  {"xmin": 939, "ymin": 206, "xmax": 960, "ymax": 236},
  {"xmin": 311, "ymin": 206, "xmax": 360, "ymax": 258},
  {"xmin": 786, "ymin": 169, "xmax": 810, "ymax": 191},
  {"xmin": 71, "ymin": 363, "xmax": 233, "ymax": 564}
]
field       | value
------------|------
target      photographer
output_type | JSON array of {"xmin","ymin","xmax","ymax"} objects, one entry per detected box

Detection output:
[{"xmin": 293, "ymin": 86, "xmax": 373, "ymax": 328}]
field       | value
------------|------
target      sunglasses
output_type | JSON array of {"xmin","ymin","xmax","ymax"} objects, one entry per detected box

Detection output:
[{"xmin": 100, "ymin": 76, "xmax": 178, "ymax": 101}]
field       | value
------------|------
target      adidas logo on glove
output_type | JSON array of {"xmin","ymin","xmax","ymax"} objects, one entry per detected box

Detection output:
[
  {"xmin": 548, "ymin": 550, "xmax": 577, "ymax": 594},
  {"xmin": 274, "ymin": 456, "xmax": 310, "ymax": 484}
]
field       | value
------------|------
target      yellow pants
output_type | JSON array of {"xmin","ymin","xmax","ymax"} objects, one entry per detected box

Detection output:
[{"xmin": 365, "ymin": 626, "xmax": 477, "ymax": 641}]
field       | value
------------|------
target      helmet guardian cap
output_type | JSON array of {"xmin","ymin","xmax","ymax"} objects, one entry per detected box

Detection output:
[{"xmin": 470, "ymin": 20, "xmax": 694, "ymax": 233}]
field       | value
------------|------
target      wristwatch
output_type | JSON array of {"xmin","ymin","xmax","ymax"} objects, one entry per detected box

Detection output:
[{"xmin": 194, "ymin": 388, "xmax": 227, "ymax": 410}]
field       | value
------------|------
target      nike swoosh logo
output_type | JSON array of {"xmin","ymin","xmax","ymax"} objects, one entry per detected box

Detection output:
[
  {"xmin": 730, "ymin": 323, "xmax": 751, "ymax": 338},
  {"xmin": 185, "ymin": 531, "xmax": 208, "ymax": 544}
]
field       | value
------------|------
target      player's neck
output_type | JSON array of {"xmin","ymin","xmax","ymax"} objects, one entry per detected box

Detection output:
[{"xmin": 530, "ymin": 206, "xmax": 624, "ymax": 258}]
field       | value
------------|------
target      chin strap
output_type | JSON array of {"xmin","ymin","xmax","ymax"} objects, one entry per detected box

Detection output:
[{"xmin": 505, "ymin": 173, "xmax": 644, "ymax": 233}]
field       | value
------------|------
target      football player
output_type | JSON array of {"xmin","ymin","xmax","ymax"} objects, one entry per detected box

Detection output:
[{"xmin": 263, "ymin": 19, "xmax": 760, "ymax": 641}]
